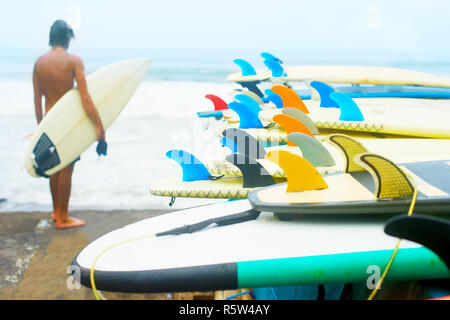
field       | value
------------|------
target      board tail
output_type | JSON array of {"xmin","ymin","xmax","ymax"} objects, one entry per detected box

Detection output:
[
  {"xmin": 222, "ymin": 128, "xmax": 267, "ymax": 159},
  {"xmin": 329, "ymin": 92, "xmax": 365, "ymax": 121},
  {"xmin": 228, "ymin": 101, "xmax": 264, "ymax": 129},
  {"xmin": 166, "ymin": 149, "xmax": 211, "ymax": 182},
  {"xmin": 309, "ymin": 80, "xmax": 339, "ymax": 108},
  {"xmin": 225, "ymin": 153, "xmax": 275, "ymax": 188},
  {"xmin": 271, "ymin": 85, "xmax": 309, "ymax": 114},
  {"xmin": 287, "ymin": 133, "xmax": 335, "ymax": 167},
  {"xmin": 233, "ymin": 59, "xmax": 257, "ymax": 76},
  {"xmin": 265, "ymin": 150, "xmax": 328, "ymax": 192},
  {"xmin": 272, "ymin": 114, "xmax": 314, "ymax": 146},
  {"xmin": 281, "ymin": 108, "xmax": 319, "ymax": 135}
]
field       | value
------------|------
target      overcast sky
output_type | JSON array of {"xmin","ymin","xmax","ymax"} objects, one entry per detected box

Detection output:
[{"xmin": 1, "ymin": 0, "xmax": 449, "ymax": 56}]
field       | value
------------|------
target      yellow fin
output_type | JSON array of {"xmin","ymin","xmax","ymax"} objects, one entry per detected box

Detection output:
[
  {"xmin": 326, "ymin": 134, "xmax": 369, "ymax": 173},
  {"xmin": 266, "ymin": 150, "xmax": 328, "ymax": 192},
  {"xmin": 355, "ymin": 153, "xmax": 414, "ymax": 199}
]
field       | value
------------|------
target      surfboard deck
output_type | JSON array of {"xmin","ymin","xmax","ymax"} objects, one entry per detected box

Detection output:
[
  {"xmin": 72, "ymin": 199, "xmax": 450, "ymax": 293},
  {"xmin": 25, "ymin": 58, "xmax": 152, "ymax": 177},
  {"xmin": 228, "ymin": 65, "xmax": 450, "ymax": 88}
]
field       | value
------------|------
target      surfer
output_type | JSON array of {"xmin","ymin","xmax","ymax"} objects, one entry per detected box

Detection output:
[{"xmin": 32, "ymin": 20, "xmax": 105, "ymax": 229}]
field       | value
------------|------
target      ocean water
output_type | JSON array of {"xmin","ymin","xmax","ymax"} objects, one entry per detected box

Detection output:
[{"xmin": 1, "ymin": 48, "xmax": 450, "ymax": 212}]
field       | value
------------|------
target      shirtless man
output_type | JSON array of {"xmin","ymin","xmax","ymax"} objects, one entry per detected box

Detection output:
[{"xmin": 33, "ymin": 20, "xmax": 105, "ymax": 229}]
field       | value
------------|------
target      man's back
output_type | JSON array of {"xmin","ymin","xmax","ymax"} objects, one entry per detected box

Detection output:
[{"xmin": 34, "ymin": 48, "xmax": 75, "ymax": 113}]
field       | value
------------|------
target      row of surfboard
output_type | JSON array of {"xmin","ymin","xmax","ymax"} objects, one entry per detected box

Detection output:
[{"xmin": 26, "ymin": 56, "xmax": 449, "ymax": 298}]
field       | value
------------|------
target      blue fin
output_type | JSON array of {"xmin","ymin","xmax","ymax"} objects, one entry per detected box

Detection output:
[
  {"xmin": 329, "ymin": 92, "xmax": 365, "ymax": 121},
  {"xmin": 264, "ymin": 89, "xmax": 283, "ymax": 108},
  {"xmin": 220, "ymin": 137, "xmax": 239, "ymax": 153},
  {"xmin": 196, "ymin": 110, "xmax": 223, "ymax": 118},
  {"xmin": 166, "ymin": 150, "xmax": 211, "ymax": 182},
  {"xmin": 228, "ymin": 101, "xmax": 264, "ymax": 129},
  {"xmin": 263, "ymin": 60, "xmax": 287, "ymax": 77},
  {"xmin": 310, "ymin": 81, "xmax": 338, "ymax": 108},
  {"xmin": 287, "ymin": 133, "xmax": 336, "ymax": 167},
  {"xmin": 234, "ymin": 94, "xmax": 262, "ymax": 113},
  {"xmin": 233, "ymin": 59, "xmax": 257, "ymax": 76},
  {"xmin": 260, "ymin": 52, "xmax": 283, "ymax": 64}
]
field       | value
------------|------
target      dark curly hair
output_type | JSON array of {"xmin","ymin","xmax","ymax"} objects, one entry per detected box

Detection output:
[{"xmin": 49, "ymin": 20, "xmax": 74, "ymax": 49}]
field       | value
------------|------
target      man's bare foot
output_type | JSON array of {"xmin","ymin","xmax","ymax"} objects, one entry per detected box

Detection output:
[
  {"xmin": 55, "ymin": 217, "xmax": 85, "ymax": 229},
  {"xmin": 52, "ymin": 212, "xmax": 57, "ymax": 221}
]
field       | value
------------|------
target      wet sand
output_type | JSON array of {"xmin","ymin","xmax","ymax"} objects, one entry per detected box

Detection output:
[{"xmin": 0, "ymin": 209, "xmax": 252, "ymax": 300}]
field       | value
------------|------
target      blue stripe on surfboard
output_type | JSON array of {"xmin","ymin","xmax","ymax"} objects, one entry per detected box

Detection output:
[{"xmin": 296, "ymin": 85, "xmax": 450, "ymax": 100}]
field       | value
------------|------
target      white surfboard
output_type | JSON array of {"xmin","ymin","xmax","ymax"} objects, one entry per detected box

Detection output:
[
  {"xmin": 228, "ymin": 65, "xmax": 450, "ymax": 88},
  {"xmin": 72, "ymin": 199, "xmax": 450, "ymax": 293},
  {"xmin": 25, "ymin": 58, "xmax": 152, "ymax": 177},
  {"xmin": 257, "ymin": 97, "xmax": 450, "ymax": 139}
]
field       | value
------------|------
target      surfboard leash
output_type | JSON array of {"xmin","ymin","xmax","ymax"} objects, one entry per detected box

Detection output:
[
  {"xmin": 367, "ymin": 171, "xmax": 418, "ymax": 300},
  {"xmin": 89, "ymin": 208, "xmax": 261, "ymax": 300}
]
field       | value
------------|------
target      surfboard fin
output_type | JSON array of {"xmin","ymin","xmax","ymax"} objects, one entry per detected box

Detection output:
[
  {"xmin": 287, "ymin": 133, "xmax": 336, "ymax": 167},
  {"xmin": 231, "ymin": 90, "xmax": 264, "ymax": 105},
  {"xmin": 233, "ymin": 59, "xmax": 257, "ymax": 76},
  {"xmin": 355, "ymin": 153, "xmax": 414, "ymax": 199},
  {"xmin": 329, "ymin": 92, "xmax": 364, "ymax": 121},
  {"xmin": 228, "ymin": 101, "xmax": 264, "ymax": 129},
  {"xmin": 303, "ymin": 79, "xmax": 321, "ymax": 101},
  {"xmin": 166, "ymin": 149, "xmax": 211, "ymax": 182},
  {"xmin": 205, "ymin": 94, "xmax": 228, "ymax": 111},
  {"xmin": 264, "ymin": 89, "xmax": 283, "ymax": 108},
  {"xmin": 265, "ymin": 150, "xmax": 328, "ymax": 192},
  {"xmin": 222, "ymin": 128, "xmax": 267, "ymax": 159},
  {"xmin": 326, "ymin": 134, "xmax": 369, "ymax": 173},
  {"xmin": 281, "ymin": 108, "xmax": 319, "ymax": 135},
  {"xmin": 384, "ymin": 214, "xmax": 450, "ymax": 268},
  {"xmin": 260, "ymin": 52, "xmax": 283, "ymax": 64},
  {"xmin": 263, "ymin": 59, "xmax": 287, "ymax": 77},
  {"xmin": 272, "ymin": 114, "xmax": 314, "ymax": 146},
  {"xmin": 271, "ymin": 85, "xmax": 309, "ymax": 114},
  {"xmin": 309, "ymin": 80, "xmax": 339, "ymax": 108},
  {"xmin": 225, "ymin": 153, "xmax": 275, "ymax": 188},
  {"xmin": 234, "ymin": 94, "xmax": 262, "ymax": 113}
]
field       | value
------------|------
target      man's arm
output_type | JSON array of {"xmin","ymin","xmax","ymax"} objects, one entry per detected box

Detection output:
[
  {"xmin": 32, "ymin": 64, "xmax": 43, "ymax": 124},
  {"xmin": 73, "ymin": 56, "xmax": 105, "ymax": 141}
]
